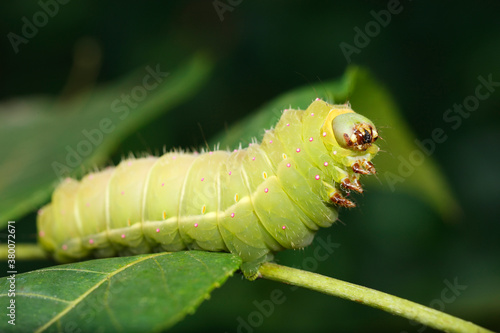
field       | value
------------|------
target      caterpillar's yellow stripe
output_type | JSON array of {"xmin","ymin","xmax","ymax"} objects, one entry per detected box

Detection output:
[{"xmin": 37, "ymin": 99, "xmax": 379, "ymax": 278}]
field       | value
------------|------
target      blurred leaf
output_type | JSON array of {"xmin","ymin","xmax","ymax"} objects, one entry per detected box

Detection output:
[
  {"xmin": 211, "ymin": 66, "xmax": 459, "ymax": 221},
  {"xmin": 0, "ymin": 53, "xmax": 213, "ymax": 227},
  {"xmin": 0, "ymin": 251, "xmax": 241, "ymax": 332},
  {"xmin": 346, "ymin": 67, "xmax": 461, "ymax": 221},
  {"xmin": 212, "ymin": 72, "xmax": 351, "ymax": 148}
]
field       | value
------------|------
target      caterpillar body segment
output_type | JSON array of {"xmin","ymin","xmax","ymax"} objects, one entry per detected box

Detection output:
[{"xmin": 37, "ymin": 99, "xmax": 379, "ymax": 278}]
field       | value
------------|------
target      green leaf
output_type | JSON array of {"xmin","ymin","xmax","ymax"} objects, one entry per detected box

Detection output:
[
  {"xmin": 211, "ymin": 66, "xmax": 459, "ymax": 221},
  {"xmin": 0, "ymin": 53, "xmax": 213, "ymax": 228},
  {"xmin": 0, "ymin": 251, "xmax": 241, "ymax": 332}
]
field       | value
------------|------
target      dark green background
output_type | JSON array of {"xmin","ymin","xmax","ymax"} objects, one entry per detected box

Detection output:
[{"xmin": 1, "ymin": 1, "xmax": 499, "ymax": 332}]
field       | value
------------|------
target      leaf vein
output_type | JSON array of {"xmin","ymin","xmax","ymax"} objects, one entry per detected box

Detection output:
[
  {"xmin": 152, "ymin": 257, "xmax": 178, "ymax": 306},
  {"xmin": 26, "ymin": 268, "xmax": 108, "ymax": 275},
  {"xmin": 8, "ymin": 292, "xmax": 70, "ymax": 303},
  {"xmin": 103, "ymin": 279, "xmax": 122, "ymax": 331}
]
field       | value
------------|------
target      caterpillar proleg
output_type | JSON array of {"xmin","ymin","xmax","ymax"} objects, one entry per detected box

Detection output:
[{"xmin": 37, "ymin": 99, "xmax": 379, "ymax": 278}]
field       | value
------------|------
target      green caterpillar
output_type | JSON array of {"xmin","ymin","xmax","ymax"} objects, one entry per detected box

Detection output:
[{"xmin": 37, "ymin": 99, "xmax": 379, "ymax": 277}]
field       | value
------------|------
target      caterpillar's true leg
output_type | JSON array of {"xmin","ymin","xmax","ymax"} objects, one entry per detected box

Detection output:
[
  {"xmin": 362, "ymin": 160, "xmax": 376, "ymax": 174},
  {"xmin": 322, "ymin": 182, "xmax": 356, "ymax": 208},
  {"xmin": 352, "ymin": 160, "xmax": 376, "ymax": 175},
  {"xmin": 330, "ymin": 191, "xmax": 356, "ymax": 208},
  {"xmin": 352, "ymin": 162, "xmax": 369, "ymax": 174},
  {"xmin": 341, "ymin": 177, "xmax": 363, "ymax": 194}
]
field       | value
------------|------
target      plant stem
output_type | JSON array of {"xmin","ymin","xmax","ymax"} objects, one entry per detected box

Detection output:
[
  {"xmin": 259, "ymin": 262, "xmax": 494, "ymax": 333},
  {"xmin": 0, "ymin": 244, "xmax": 47, "ymax": 260}
]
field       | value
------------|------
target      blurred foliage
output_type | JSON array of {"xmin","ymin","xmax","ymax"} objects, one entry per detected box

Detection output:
[
  {"xmin": 0, "ymin": 1, "xmax": 499, "ymax": 332},
  {"xmin": 0, "ymin": 54, "xmax": 213, "ymax": 227}
]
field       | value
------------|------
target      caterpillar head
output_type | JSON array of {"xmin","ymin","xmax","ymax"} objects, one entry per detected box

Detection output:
[
  {"xmin": 320, "ymin": 105, "xmax": 380, "ymax": 206},
  {"xmin": 331, "ymin": 113, "xmax": 378, "ymax": 151},
  {"xmin": 321, "ymin": 107, "xmax": 379, "ymax": 158}
]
